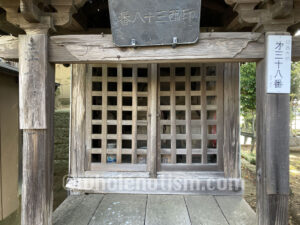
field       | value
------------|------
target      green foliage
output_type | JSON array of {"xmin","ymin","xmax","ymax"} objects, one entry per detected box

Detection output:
[
  {"xmin": 240, "ymin": 62, "xmax": 256, "ymax": 116},
  {"xmin": 291, "ymin": 62, "xmax": 300, "ymax": 102},
  {"xmin": 290, "ymin": 62, "xmax": 300, "ymax": 134},
  {"xmin": 240, "ymin": 62, "xmax": 300, "ymax": 135},
  {"xmin": 240, "ymin": 63, "xmax": 256, "ymax": 136},
  {"xmin": 241, "ymin": 151, "xmax": 256, "ymax": 165}
]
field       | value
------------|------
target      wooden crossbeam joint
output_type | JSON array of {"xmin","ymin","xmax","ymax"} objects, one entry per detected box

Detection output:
[
  {"xmin": 20, "ymin": 0, "xmax": 42, "ymax": 23},
  {"xmin": 226, "ymin": 0, "xmax": 298, "ymax": 32},
  {"xmin": 0, "ymin": 0, "xmax": 83, "ymax": 33}
]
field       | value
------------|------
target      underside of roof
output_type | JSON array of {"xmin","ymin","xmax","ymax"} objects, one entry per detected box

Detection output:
[{"xmin": 0, "ymin": 0, "xmax": 299, "ymax": 36}]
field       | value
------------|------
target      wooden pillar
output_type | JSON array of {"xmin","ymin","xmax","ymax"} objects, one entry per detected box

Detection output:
[
  {"xmin": 223, "ymin": 63, "xmax": 240, "ymax": 178},
  {"xmin": 70, "ymin": 64, "xmax": 86, "ymax": 176},
  {"xmin": 256, "ymin": 33, "xmax": 290, "ymax": 225},
  {"xmin": 19, "ymin": 25, "xmax": 54, "ymax": 225}
]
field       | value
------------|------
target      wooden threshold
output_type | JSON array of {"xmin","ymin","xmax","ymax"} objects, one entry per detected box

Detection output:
[
  {"xmin": 66, "ymin": 177, "xmax": 243, "ymax": 195},
  {"xmin": 90, "ymin": 163, "xmax": 147, "ymax": 172}
]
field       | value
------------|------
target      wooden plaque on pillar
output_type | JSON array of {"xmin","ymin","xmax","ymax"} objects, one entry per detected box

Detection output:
[{"xmin": 19, "ymin": 34, "xmax": 48, "ymax": 129}]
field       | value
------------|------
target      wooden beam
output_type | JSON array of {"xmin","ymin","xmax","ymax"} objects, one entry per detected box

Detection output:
[
  {"xmin": 2, "ymin": 33, "xmax": 300, "ymax": 62},
  {"xmin": 0, "ymin": 12, "xmax": 24, "ymax": 36},
  {"xmin": 223, "ymin": 63, "xmax": 240, "ymax": 178},
  {"xmin": 256, "ymin": 33, "xmax": 290, "ymax": 225},
  {"xmin": 0, "ymin": 36, "xmax": 20, "ymax": 60},
  {"xmin": 19, "ymin": 32, "xmax": 55, "ymax": 225},
  {"xmin": 48, "ymin": 33, "xmax": 265, "ymax": 63}
]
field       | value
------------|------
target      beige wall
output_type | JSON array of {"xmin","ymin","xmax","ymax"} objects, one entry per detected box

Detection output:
[
  {"xmin": 0, "ymin": 73, "xmax": 19, "ymax": 220},
  {"xmin": 55, "ymin": 64, "xmax": 71, "ymax": 109}
]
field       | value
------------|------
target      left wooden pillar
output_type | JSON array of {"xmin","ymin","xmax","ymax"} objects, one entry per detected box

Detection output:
[{"xmin": 19, "ymin": 26, "xmax": 55, "ymax": 225}]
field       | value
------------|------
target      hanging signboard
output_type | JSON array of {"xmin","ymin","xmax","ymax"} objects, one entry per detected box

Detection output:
[
  {"xmin": 266, "ymin": 35, "xmax": 292, "ymax": 94},
  {"xmin": 108, "ymin": 0, "xmax": 201, "ymax": 47}
]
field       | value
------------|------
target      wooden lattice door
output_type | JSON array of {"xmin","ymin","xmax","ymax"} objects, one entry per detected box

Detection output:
[
  {"xmin": 157, "ymin": 63, "xmax": 224, "ymax": 171},
  {"xmin": 86, "ymin": 64, "xmax": 151, "ymax": 171},
  {"xmin": 86, "ymin": 63, "xmax": 224, "ymax": 173}
]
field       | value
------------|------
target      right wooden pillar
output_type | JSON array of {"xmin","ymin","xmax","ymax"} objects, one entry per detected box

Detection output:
[{"xmin": 256, "ymin": 34, "xmax": 290, "ymax": 225}]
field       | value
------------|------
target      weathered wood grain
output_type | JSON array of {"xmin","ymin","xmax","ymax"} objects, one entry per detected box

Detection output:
[
  {"xmin": 20, "ymin": 0, "xmax": 41, "ymax": 23},
  {"xmin": 185, "ymin": 195, "xmax": 228, "ymax": 225},
  {"xmin": 53, "ymin": 194, "xmax": 103, "ymax": 225},
  {"xmin": 70, "ymin": 64, "xmax": 87, "ymax": 177},
  {"xmin": 256, "ymin": 36, "xmax": 289, "ymax": 225},
  {"xmin": 145, "ymin": 195, "xmax": 191, "ymax": 225},
  {"xmin": 116, "ymin": 64, "xmax": 122, "ymax": 163},
  {"xmin": 256, "ymin": 59, "xmax": 268, "ymax": 225},
  {"xmin": 19, "ymin": 34, "xmax": 48, "ymax": 129},
  {"xmin": 185, "ymin": 65, "xmax": 192, "ymax": 164},
  {"xmin": 215, "ymin": 196, "xmax": 256, "ymax": 225},
  {"xmin": 21, "ymin": 95, "xmax": 55, "ymax": 225},
  {"xmin": 149, "ymin": 64, "xmax": 157, "ymax": 177},
  {"xmin": 201, "ymin": 65, "xmax": 208, "ymax": 164},
  {"xmin": 2, "ymin": 33, "xmax": 300, "ymax": 62},
  {"xmin": 89, "ymin": 194, "xmax": 147, "ymax": 225},
  {"xmin": 0, "ymin": 36, "xmax": 19, "ymax": 59},
  {"xmin": 22, "ymin": 130, "xmax": 53, "ymax": 225},
  {"xmin": 170, "ymin": 65, "xmax": 176, "ymax": 164},
  {"xmin": 267, "ymin": 194, "xmax": 289, "ymax": 225},
  {"xmin": 132, "ymin": 65, "xmax": 138, "ymax": 164},
  {"xmin": 99, "ymin": 64, "xmax": 108, "ymax": 165},
  {"xmin": 85, "ymin": 64, "xmax": 92, "ymax": 170},
  {"xmin": 53, "ymin": 194, "xmax": 256, "ymax": 225},
  {"xmin": 223, "ymin": 63, "xmax": 240, "ymax": 178},
  {"xmin": 216, "ymin": 64, "xmax": 225, "ymax": 171},
  {"xmin": 19, "ymin": 32, "xmax": 55, "ymax": 225}
]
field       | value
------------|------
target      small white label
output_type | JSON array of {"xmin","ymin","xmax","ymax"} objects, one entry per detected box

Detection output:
[{"xmin": 266, "ymin": 35, "xmax": 292, "ymax": 94}]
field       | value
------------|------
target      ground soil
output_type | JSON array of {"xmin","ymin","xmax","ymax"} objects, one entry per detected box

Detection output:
[{"xmin": 241, "ymin": 146, "xmax": 300, "ymax": 225}]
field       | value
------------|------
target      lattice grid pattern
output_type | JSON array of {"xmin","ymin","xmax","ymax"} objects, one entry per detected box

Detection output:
[
  {"xmin": 86, "ymin": 63, "xmax": 223, "ymax": 171},
  {"xmin": 86, "ymin": 64, "xmax": 150, "ymax": 170},
  {"xmin": 158, "ymin": 64, "xmax": 223, "ymax": 166}
]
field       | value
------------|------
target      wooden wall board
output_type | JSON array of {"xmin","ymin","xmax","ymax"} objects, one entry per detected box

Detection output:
[{"xmin": 0, "ymin": 73, "xmax": 19, "ymax": 220}]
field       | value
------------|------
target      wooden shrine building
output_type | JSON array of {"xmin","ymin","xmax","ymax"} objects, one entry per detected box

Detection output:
[{"xmin": 0, "ymin": 0, "xmax": 300, "ymax": 224}]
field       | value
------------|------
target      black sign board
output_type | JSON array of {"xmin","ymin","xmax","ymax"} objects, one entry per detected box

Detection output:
[{"xmin": 108, "ymin": 0, "xmax": 201, "ymax": 47}]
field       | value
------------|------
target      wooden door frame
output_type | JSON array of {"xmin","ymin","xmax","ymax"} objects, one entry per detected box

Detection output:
[{"xmin": 70, "ymin": 62, "xmax": 240, "ymax": 178}]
